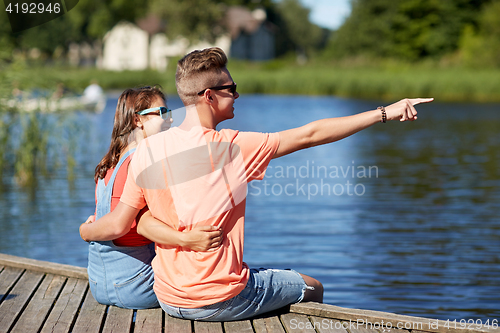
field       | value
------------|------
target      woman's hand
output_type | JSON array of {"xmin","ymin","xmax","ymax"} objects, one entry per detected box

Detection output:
[
  {"xmin": 385, "ymin": 98, "xmax": 434, "ymax": 122},
  {"xmin": 181, "ymin": 226, "xmax": 223, "ymax": 251},
  {"xmin": 85, "ymin": 215, "xmax": 95, "ymax": 224},
  {"xmin": 79, "ymin": 215, "xmax": 95, "ymax": 242}
]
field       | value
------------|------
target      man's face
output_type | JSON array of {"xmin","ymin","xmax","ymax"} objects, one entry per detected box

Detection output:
[{"xmin": 212, "ymin": 68, "xmax": 239, "ymax": 123}]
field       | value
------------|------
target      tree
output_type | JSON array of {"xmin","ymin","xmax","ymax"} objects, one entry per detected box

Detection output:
[
  {"xmin": 274, "ymin": 0, "xmax": 323, "ymax": 57},
  {"xmin": 325, "ymin": 0, "xmax": 490, "ymax": 61},
  {"xmin": 459, "ymin": 0, "xmax": 500, "ymax": 67}
]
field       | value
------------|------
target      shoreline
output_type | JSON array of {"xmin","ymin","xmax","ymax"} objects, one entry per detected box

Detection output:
[{"xmin": 6, "ymin": 63, "xmax": 500, "ymax": 104}]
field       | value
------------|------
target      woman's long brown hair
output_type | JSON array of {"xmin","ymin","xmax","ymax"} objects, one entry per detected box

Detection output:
[{"xmin": 94, "ymin": 86, "xmax": 165, "ymax": 183}]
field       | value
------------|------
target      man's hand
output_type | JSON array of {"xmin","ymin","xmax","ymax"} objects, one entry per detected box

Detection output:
[
  {"xmin": 181, "ymin": 226, "xmax": 223, "ymax": 251},
  {"xmin": 385, "ymin": 98, "xmax": 434, "ymax": 122}
]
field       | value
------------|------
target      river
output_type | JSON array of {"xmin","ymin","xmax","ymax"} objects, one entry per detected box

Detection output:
[{"xmin": 0, "ymin": 94, "xmax": 499, "ymax": 321}]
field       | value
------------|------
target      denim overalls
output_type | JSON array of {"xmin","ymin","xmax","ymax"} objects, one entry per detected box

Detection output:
[{"xmin": 87, "ymin": 149, "xmax": 159, "ymax": 309}]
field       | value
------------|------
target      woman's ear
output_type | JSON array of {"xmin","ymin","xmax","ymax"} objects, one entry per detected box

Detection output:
[{"xmin": 135, "ymin": 114, "xmax": 144, "ymax": 129}]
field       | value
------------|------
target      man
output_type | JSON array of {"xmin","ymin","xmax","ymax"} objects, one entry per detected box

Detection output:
[{"xmin": 80, "ymin": 47, "xmax": 432, "ymax": 321}]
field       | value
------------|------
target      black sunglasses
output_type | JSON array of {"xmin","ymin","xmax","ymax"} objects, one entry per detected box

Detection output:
[{"xmin": 197, "ymin": 83, "xmax": 237, "ymax": 96}]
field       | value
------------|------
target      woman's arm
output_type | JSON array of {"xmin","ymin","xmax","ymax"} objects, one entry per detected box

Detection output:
[
  {"xmin": 137, "ymin": 211, "xmax": 223, "ymax": 251},
  {"xmin": 79, "ymin": 201, "xmax": 140, "ymax": 242}
]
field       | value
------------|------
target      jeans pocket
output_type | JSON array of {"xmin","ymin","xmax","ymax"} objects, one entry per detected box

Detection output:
[{"xmin": 114, "ymin": 272, "xmax": 158, "ymax": 309}]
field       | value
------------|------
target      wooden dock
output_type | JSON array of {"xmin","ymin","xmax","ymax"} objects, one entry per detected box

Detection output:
[{"xmin": 0, "ymin": 253, "xmax": 496, "ymax": 333}]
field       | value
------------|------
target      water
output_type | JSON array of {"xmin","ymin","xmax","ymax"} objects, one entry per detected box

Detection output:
[{"xmin": 1, "ymin": 94, "xmax": 499, "ymax": 321}]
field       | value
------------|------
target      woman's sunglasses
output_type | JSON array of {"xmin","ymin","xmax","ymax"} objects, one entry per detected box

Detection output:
[
  {"xmin": 136, "ymin": 106, "xmax": 172, "ymax": 120},
  {"xmin": 197, "ymin": 83, "xmax": 237, "ymax": 96}
]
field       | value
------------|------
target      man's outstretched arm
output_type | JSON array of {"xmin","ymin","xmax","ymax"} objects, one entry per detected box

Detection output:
[{"xmin": 274, "ymin": 98, "xmax": 433, "ymax": 159}]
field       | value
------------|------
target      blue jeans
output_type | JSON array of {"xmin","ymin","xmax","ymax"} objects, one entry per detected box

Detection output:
[
  {"xmin": 87, "ymin": 148, "xmax": 159, "ymax": 309},
  {"xmin": 88, "ymin": 241, "xmax": 158, "ymax": 309},
  {"xmin": 160, "ymin": 268, "xmax": 309, "ymax": 321}
]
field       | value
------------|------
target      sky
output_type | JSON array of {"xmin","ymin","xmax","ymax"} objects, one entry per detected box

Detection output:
[{"xmin": 299, "ymin": 0, "xmax": 352, "ymax": 30}]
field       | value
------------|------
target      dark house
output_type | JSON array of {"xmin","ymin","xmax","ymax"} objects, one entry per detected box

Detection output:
[{"xmin": 226, "ymin": 7, "xmax": 275, "ymax": 61}]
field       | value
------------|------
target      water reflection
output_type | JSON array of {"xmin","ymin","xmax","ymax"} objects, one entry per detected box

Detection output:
[{"xmin": 0, "ymin": 95, "xmax": 498, "ymax": 320}]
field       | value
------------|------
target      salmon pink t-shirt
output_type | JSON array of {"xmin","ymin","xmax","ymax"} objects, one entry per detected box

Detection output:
[{"xmin": 120, "ymin": 122, "xmax": 279, "ymax": 308}]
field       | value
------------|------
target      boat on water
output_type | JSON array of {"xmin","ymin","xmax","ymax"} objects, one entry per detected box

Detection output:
[
  {"xmin": 2, "ymin": 83, "xmax": 107, "ymax": 114},
  {"xmin": 3, "ymin": 95, "xmax": 107, "ymax": 113}
]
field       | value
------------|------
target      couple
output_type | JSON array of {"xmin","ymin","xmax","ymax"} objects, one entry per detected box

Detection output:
[{"xmin": 79, "ymin": 47, "xmax": 433, "ymax": 321}]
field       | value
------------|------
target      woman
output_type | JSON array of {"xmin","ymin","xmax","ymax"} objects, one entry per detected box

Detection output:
[{"xmin": 85, "ymin": 86, "xmax": 221, "ymax": 309}]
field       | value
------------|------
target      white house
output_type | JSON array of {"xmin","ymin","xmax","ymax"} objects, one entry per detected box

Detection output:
[
  {"xmin": 101, "ymin": 6, "xmax": 275, "ymax": 71},
  {"xmin": 102, "ymin": 22, "xmax": 230, "ymax": 72},
  {"xmin": 102, "ymin": 22, "xmax": 149, "ymax": 71}
]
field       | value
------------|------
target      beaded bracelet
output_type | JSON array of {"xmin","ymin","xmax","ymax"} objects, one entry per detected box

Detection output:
[{"xmin": 378, "ymin": 106, "xmax": 387, "ymax": 123}]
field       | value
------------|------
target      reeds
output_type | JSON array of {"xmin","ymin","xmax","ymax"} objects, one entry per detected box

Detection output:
[{"xmin": 0, "ymin": 61, "xmax": 81, "ymax": 189}]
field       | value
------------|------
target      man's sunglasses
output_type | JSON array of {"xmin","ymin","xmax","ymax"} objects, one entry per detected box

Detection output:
[
  {"xmin": 197, "ymin": 83, "xmax": 237, "ymax": 96},
  {"xmin": 136, "ymin": 106, "xmax": 172, "ymax": 120}
]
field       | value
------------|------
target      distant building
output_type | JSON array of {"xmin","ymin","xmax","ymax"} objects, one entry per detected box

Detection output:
[
  {"xmin": 99, "ymin": 6, "xmax": 276, "ymax": 71},
  {"xmin": 102, "ymin": 22, "xmax": 149, "ymax": 71},
  {"xmin": 226, "ymin": 7, "xmax": 275, "ymax": 61}
]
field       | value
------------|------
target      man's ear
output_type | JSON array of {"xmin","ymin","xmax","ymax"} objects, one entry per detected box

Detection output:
[{"xmin": 204, "ymin": 90, "xmax": 213, "ymax": 103}]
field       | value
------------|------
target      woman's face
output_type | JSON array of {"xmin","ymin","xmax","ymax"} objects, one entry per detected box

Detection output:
[{"xmin": 141, "ymin": 97, "xmax": 173, "ymax": 137}]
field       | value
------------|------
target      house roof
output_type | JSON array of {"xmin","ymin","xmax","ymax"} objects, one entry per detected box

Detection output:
[
  {"xmin": 136, "ymin": 14, "xmax": 164, "ymax": 35},
  {"xmin": 225, "ymin": 6, "xmax": 268, "ymax": 39}
]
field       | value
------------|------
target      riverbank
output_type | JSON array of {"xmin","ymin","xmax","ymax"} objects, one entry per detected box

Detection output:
[{"xmin": 7, "ymin": 60, "xmax": 500, "ymax": 103}]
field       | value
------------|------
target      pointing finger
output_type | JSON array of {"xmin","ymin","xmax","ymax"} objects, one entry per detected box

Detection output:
[{"xmin": 409, "ymin": 98, "xmax": 434, "ymax": 105}]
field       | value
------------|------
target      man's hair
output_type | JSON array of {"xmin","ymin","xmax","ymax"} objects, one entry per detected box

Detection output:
[{"xmin": 176, "ymin": 47, "xmax": 228, "ymax": 105}]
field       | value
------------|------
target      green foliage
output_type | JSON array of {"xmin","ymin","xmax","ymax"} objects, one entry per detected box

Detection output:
[
  {"xmin": 326, "ymin": 0, "xmax": 489, "ymax": 61},
  {"xmin": 459, "ymin": 0, "xmax": 500, "ymax": 67},
  {"xmin": 148, "ymin": 0, "xmax": 226, "ymax": 42},
  {"xmin": 274, "ymin": 0, "xmax": 323, "ymax": 56},
  {"xmin": 0, "ymin": 0, "xmax": 150, "ymax": 60},
  {"xmin": 18, "ymin": 17, "xmax": 78, "ymax": 55},
  {"xmin": 73, "ymin": 0, "xmax": 149, "ymax": 39}
]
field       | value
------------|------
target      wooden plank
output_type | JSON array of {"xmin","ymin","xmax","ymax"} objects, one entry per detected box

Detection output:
[
  {"xmin": 344, "ymin": 320, "xmax": 380, "ymax": 333},
  {"xmin": 0, "ymin": 266, "xmax": 24, "ymax": 303},
  {"xmin": 310, "ymin": 317, "xmax": 349, "ymax": 333},
  {"xmin": 165, "ymin": 314, "xmax": 192, "ymax": 333},
  {"xmin": 134, "ymin": 308, "xmax": 163, "ymax": 333},
  {"xmin": 72, "ymin": 289, "xmax": 106, "ymax": 333},
  {"xmin": 0, "ymin": 253, "xmax": 87, "ymax": 279},
  {"xmin": 281, "ymin": 313, "xmax": 317, "ymax": 333},
  {"xmin": 41, "ymin": 278, "xmax": 88, "ymax": 333},
  {"xmin": 253, "ymin": 316, "xmax": 286, "ymax": 333},
  {"xmin": 194, "ymin": 321, "xmax": 224, "ymax": 333},
  {"xmin": 0, "ymin": 270, "xmax": 44, "ymax": 333},
  {"xmin": 224, "ymin": 320, "xmax": 254, "ymax": 333},
  {"xmin": 102, "ymin": 306, "xmax": 133, "ymax": 333},
  {"xmin": 290, "ymin": 303, "xmax": 497, "ymax": 333},
  {"xmin": 10, "ymin": 274, "xmax": 66, "ymax": 333}
]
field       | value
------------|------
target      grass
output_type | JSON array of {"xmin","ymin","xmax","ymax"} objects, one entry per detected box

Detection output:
[
  {"xmin": 11, "ymin": 59, "xmax": 500, "ymax": 103},
  {"xmin": 231, "ymin": 61, "xmax": 500, "ymax": 102}
]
